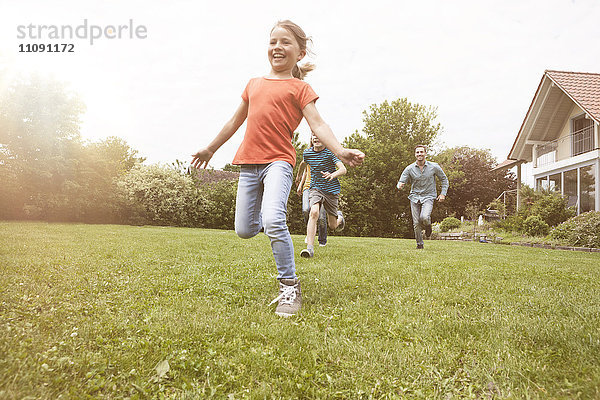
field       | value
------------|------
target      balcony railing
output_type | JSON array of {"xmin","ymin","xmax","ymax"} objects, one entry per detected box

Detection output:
[
  {"xmin": 573, "ymin": 125, "xmax": 595, "ymax": 156},
  {"xmin": 535, "ymin": 125, "xmax": 595, "ymax": 167}
]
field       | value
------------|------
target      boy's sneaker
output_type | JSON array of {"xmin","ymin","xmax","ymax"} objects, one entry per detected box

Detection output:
[
  {"xmin": 416, "ymin": 244, "xmax": 424, "ymax": 249},
  {"xmin": 425, "ymin": 224, "xmax": 432, "ymax": 238},
  {"xmin": 319, "ymin": 241, "xmax": 327, "ymax": 247},
  {"xmin": 300, "ymin": 248, "xmax": 314, "ymax": 258},
  {"xmin": 336, "ymin": 211, "xmax": 345, "ymax": 232},
  {"xmin": 269, "ymin": 278, "xmax": 301, "ymax": 317}
]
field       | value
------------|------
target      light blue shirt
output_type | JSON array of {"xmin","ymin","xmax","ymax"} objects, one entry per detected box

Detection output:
[{"xmin": 397, "ymin": 161, "xmax": 449, "ymax": 203}]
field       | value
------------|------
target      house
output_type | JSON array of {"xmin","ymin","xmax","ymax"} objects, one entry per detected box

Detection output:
[{"xmin": 497, "ymin": 70, "xmax": 600, "ymax": 214}]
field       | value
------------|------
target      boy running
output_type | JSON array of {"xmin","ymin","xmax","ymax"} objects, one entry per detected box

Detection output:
[{"xmin": 296, "ymin": 133, "xmax": 346, "ymax": 258}]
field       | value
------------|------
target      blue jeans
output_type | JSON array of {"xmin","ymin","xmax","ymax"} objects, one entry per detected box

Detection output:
[
  {"xmin": 302, "ymin": 189, "xmax": 327, "ymax": 245},
  {"xmin": 235, "ymin": 161, "xmax": 295, "ymax": 279},
  {"xmin": 410, "ymin": 199, "xmax": 434, "ymax": 246}
]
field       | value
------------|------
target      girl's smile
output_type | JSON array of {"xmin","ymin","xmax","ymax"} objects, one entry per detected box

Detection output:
[{"xmin": 268, "ymin": 27, "xmax": 305, "ymax": 78}]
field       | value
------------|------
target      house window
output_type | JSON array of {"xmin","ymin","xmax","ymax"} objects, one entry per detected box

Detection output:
[
  {"xmin": 536, "ymin": 177, "xmax": 548, "ymax": 191},
  {"xmin": 548, "ymin": 173, "xmax": 561, "ymax": 192},
  {"xmin": 571, "ymin": 115, "xmax": 594, "ymax": 156},
  {"xmin": 564, "ymin": 169, "xmax": 578, "ymax": 209},
  {"xmin": 580, "ymin": 165, "xmax": 596, "ymax": 212}
]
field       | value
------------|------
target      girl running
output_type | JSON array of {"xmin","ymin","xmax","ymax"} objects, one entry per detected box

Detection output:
[{"xmin": 191, "ymin": 20, "xmax": 364, "ymax": 317}]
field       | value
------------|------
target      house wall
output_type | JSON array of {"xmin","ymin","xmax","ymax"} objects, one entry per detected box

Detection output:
[{"xmin": 556, "ymin": 104, "xmax": 584, "ymax": 161}]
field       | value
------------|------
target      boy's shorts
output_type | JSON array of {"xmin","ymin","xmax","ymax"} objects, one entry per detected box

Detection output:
[{"xmin": 308, "ymin": 188, "xmax": 339, "ymax": 216}]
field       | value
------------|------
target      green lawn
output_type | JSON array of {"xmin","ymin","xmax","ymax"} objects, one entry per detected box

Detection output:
[{"xmin": 1, "ymin": 222, "xmax": 599, "ymax": 399}]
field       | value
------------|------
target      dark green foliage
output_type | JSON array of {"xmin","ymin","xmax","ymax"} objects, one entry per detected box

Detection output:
[
  {"xmin": 200, "ymin": 180, "xmax": 238, "ymax": 230},
  {"xmin": 439, "ymin": 216, "xmax": 461, "ymax": 232},
  {"xmin": 432, "ymin": 146, "xmax": 516, "ymax": 221},
  {"xmin": 523, "ymin": 215, "xmax": 550, "ymax": 237},
  {"xmin": 527, "ymin": 191, "xmax": 576, "ymax": 227},
  {"xmin": 494, "ymin": 214, "xmax": 525, "ymax": 233},
  {"xmin": 550, "ymin": 211, "xmax": 600, "ymax": 248},
  {"xmin": 495, "ymin": 188, "xmax": 576, "ymax": 235}
]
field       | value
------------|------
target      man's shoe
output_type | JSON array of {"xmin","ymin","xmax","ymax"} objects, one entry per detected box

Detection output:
[
  {"xmin": 319, "ymin": 241, "xmax": 327, "ymax": 247},
  {"xmin": 300, "ymin": 248, "xmax": 314, "ymax": 258},
  {"xmin": 425, "ymin": 224, "xmax": 432, "ymax": 238},
  {"xmin": 270, "ymin": 278, "xmax": 301, "ymax": 317},
  {"xmin": 336, "ymin": 211, "xmax": 345, "ymax": 232},
  {"xmin": 416, "ymin": 244, "xmax": 424, "ymax": 249}
]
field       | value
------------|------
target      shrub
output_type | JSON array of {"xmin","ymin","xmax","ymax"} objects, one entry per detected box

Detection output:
[
  {"xmin": 117, "ymin": 164, "xmax": 207, "ymax": 226},
  {"xmin": 494, "ymin": 214, "xmax": 524, "ymax": 233},
  {"xmin": 495, "ymin": 190, "xmax": 575, "ymax": 234},
  {"xmin": 201, "ymin": 180, "xmax": 237, "ymax": 230},
  {"xmin": 440, "ymin": 217, "xmax": 461, "ymax": 232},
  {"xmin": 550, "ymin": 211, "xmax": 600, "ymax": 248},
  {"xmin": 528, "ymin": 192, "xmax": 575, "ymax": 227},
  {"xmin": 523, "ymin": 215, "xmax": 550, "ymax": 237},
  {"xmin": 486, "ymin": 199, "xmax": 506, "ymax": 217}
]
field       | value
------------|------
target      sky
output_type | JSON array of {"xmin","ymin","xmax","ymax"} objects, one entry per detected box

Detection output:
[{"xmin": 1, "ymin": 0, "xmax": 600, "ymax": 184}]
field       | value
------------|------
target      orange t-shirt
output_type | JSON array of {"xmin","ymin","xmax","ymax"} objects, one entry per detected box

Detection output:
[{"xmin": 232, "ymin": 77, "xmax": 319, "ymax": 166}]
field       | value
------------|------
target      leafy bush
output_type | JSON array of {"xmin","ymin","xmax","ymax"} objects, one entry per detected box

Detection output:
[
  {"xmin": 200, "ymin": 180, "xmax": 237, "ymax": 230},
  {"xmin": 486, "ymin": 198, "xmax": 506, "ymax": 217},
  {"xmin": 440, "ymin": 217, "xmax": 461, "ymax": 232},
  {"xmin": 550, "ymin": 211, "xmax": 600, "ymax": 248},
  {"xmin": 527, "ymin": 192, "xmax": 575, "ymax": 227},
  {"xmin": 494, "ymin": 214, "xmax": 524, "ymax": 233},
  {"xmin": 117, "ymin": 164, "xmax": 207, "ymax": 227},
  {"xmin": 494, "ymin": 189, "xmax": 575, "ymax": 234},
  {"xmin": 523, "ymin": 215, "xmax": 550, "ymax": 237}
]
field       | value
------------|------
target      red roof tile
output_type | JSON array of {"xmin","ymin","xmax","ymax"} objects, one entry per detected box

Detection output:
[{"xmin": 545, "ymin": 70, "xmax": 600, "ymax": 122}]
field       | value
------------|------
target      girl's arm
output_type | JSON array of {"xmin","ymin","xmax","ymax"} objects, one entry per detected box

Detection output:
[
  {"xmin": 191, "ymin": 100, "xmax": 249, "ymax": 169},
  {"xmin": 302, "ymin": 102, "xmax": 365, "ymax": 167},
  {"xmin": 296, "ymin": 169, "xmax": 307, "ymax": 196},
  {"xmin": 321, "ymin": 161, "xmax": 346, "ymax": 180},
  {"xmin": 295, "ymin": 161, "xmax": 307, "ymax": 185}
]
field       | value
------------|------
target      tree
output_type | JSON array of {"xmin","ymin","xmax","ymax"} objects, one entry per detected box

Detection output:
[
  {"xmin": 73, "ymin": 137, "xmax": 144, "ymax": 223},
  {"xmin": 432, "ymin": 146, "xmax": 516, "ymax": 221},
  {"xmin": 0, "ymin": 74, "xmax": 144, "ymax": 223},
  {"xmin": 342, "ymin": 98, "xmax": 442, "ymax": 237},
  {"xmin": 0, "ymin": 74, "xmax": 86, "ymax": 220}
]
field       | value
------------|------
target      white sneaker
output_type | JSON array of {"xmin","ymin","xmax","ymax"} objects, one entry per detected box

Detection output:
[
  {"xmin": 300, "ymin": 248, "xmax": 314, "ymax": 258},
  {"xmin": 270, "ymin": 279, "xmax": 301, "ymax": 317},
  {"xmin": 336, "ymin": 211, "xmax": 345, "ymax": 232}
]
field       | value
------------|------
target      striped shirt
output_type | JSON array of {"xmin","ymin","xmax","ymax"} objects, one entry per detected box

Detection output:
[{"xmin": 303, "ymin": 147, "xmax": 341, "ymax": 195}]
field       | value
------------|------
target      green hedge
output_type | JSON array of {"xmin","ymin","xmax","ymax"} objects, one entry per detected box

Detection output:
[
  {"xmin": 523, "ymin": 215, "xmax": 549, "ymax": 237},
  {"xmin": 440, "ymin": 217, "xmax": 461, "ymax": 232},
  {"xmin": 550, "ymin": 211, "xmax": 600, "ymax": 248}
]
